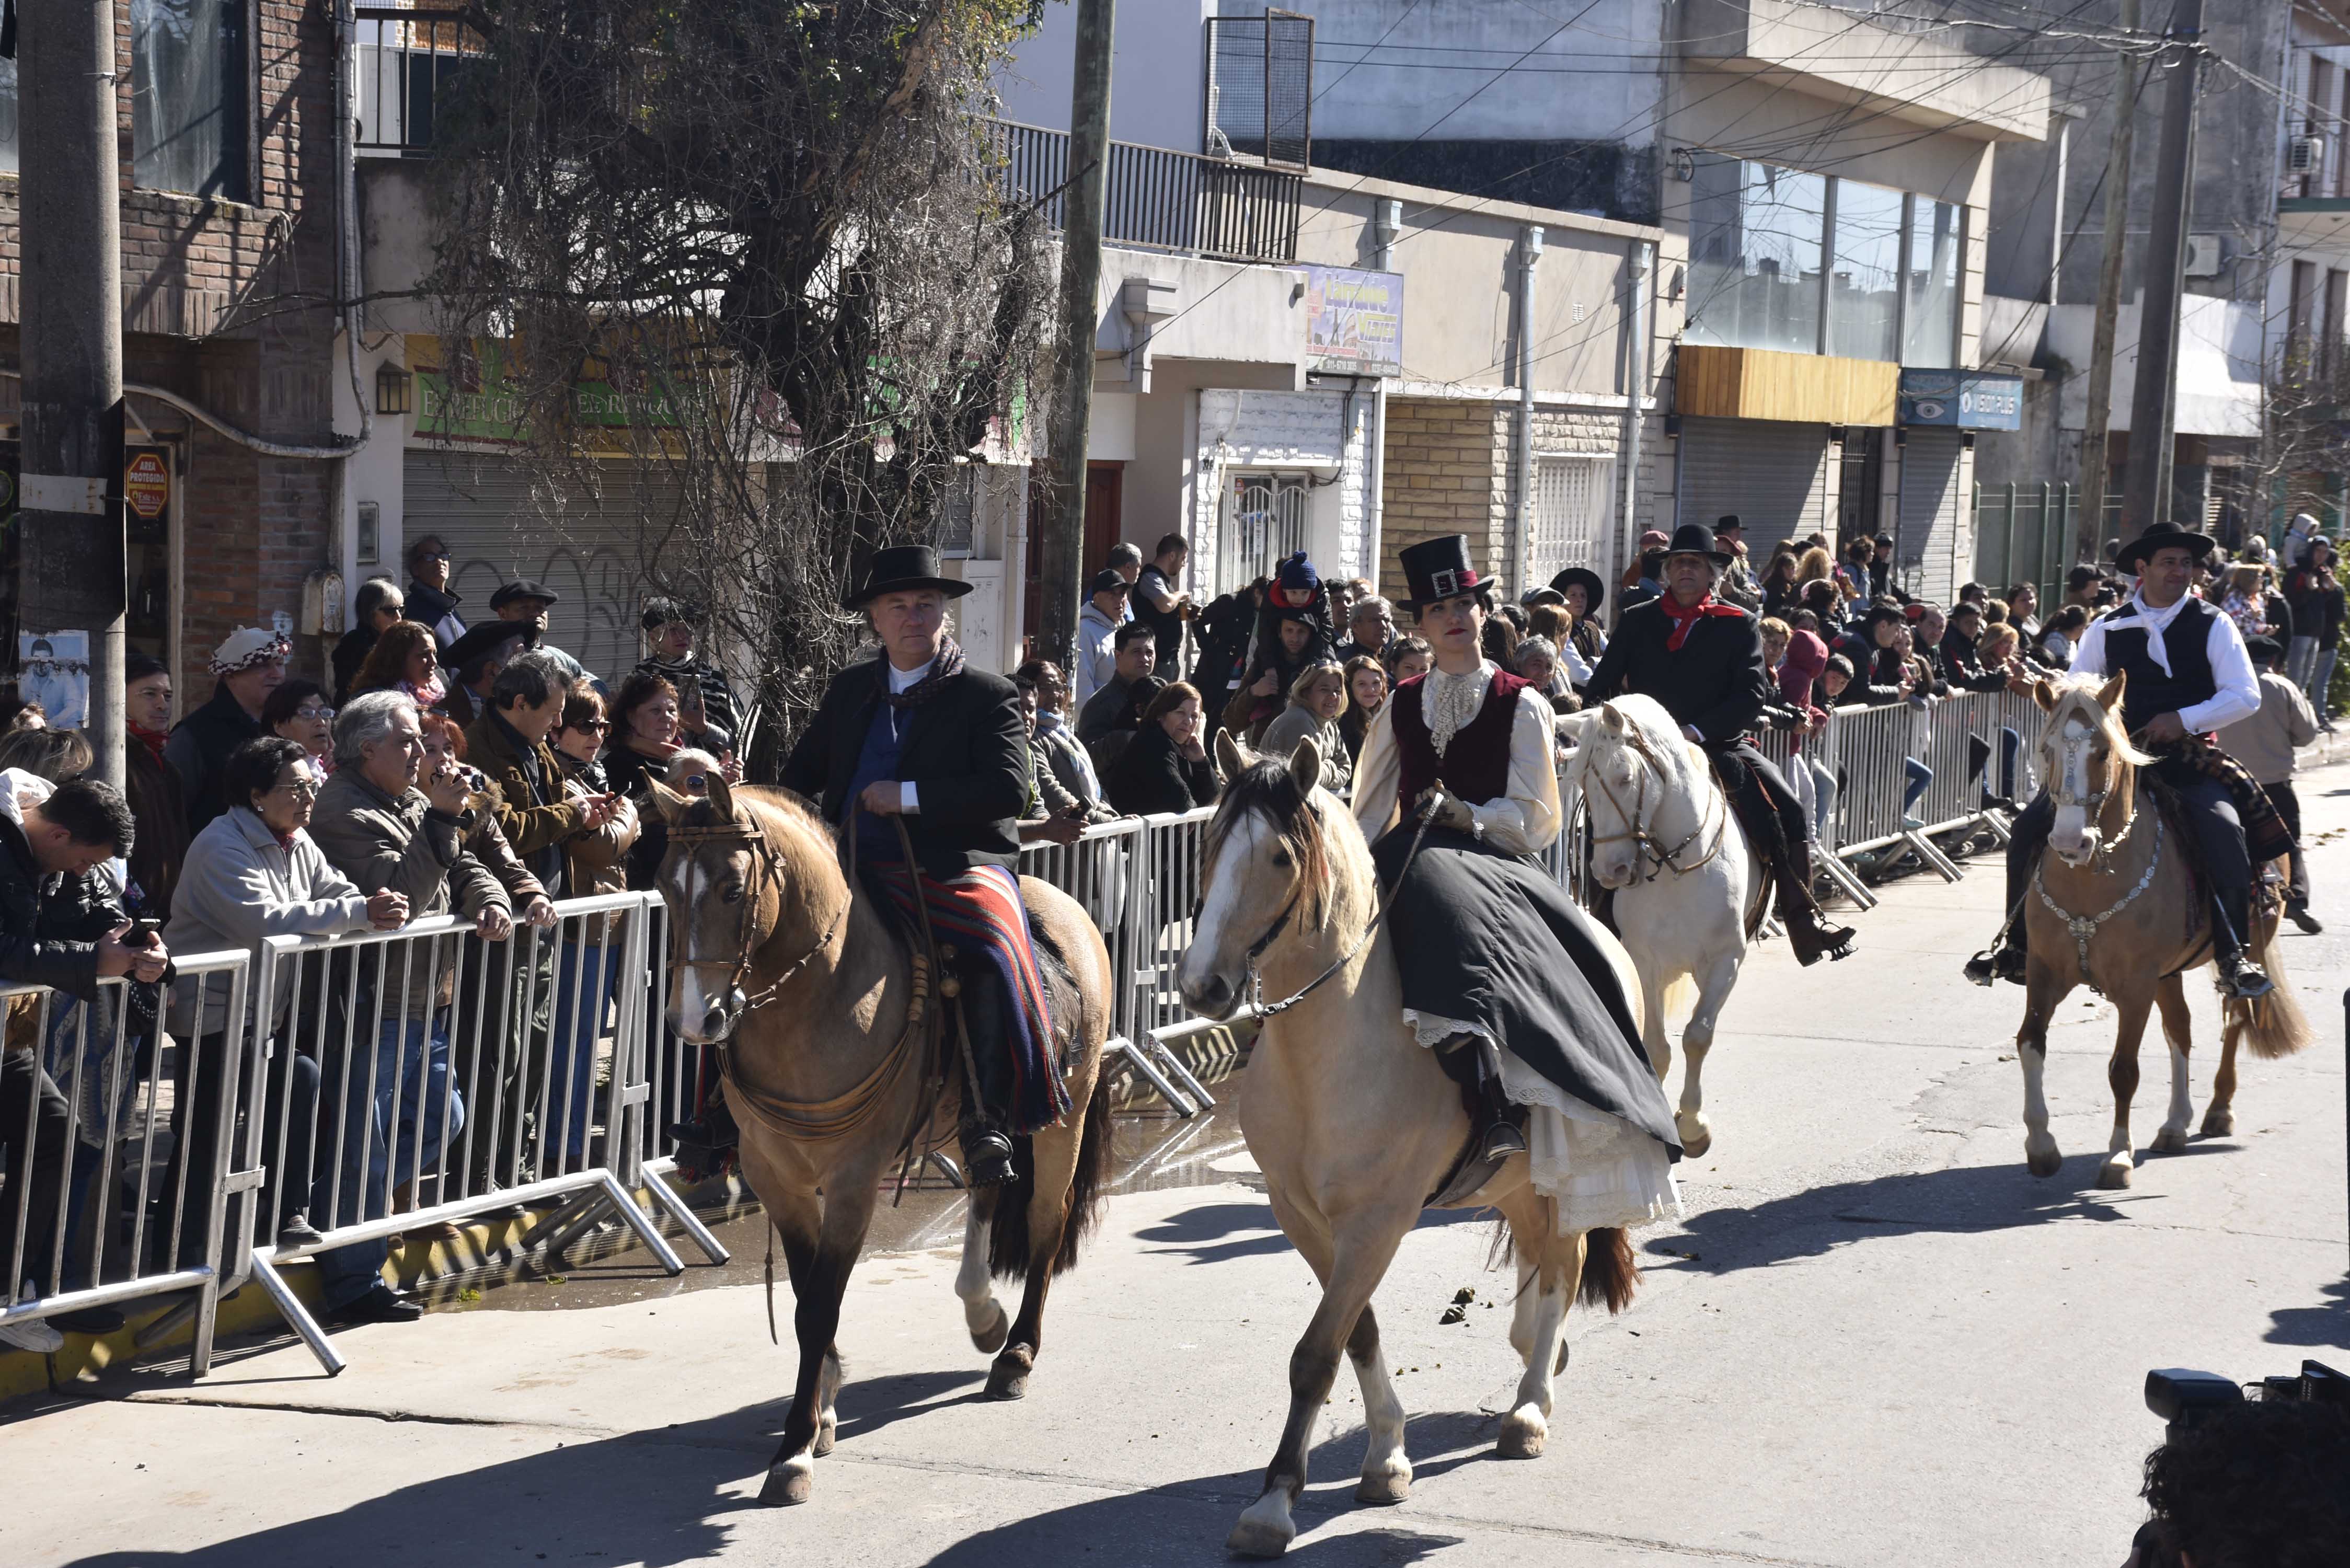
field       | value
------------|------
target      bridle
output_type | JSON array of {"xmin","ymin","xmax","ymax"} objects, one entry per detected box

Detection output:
[
  {"xmin": 2044, "ymin": 715, "xmax": 2145, "ymax": 868},
  {"xmin": 667, "ymin": 813, "xmax": 845, "ymax": 1025},
  {"xmin": 1583, "ymin": 722, "xmax": 1726, "ymax": 882},
  {"xmin": 1226, "ymin": 794, "xmax": 1437, "ymax": 1020}
]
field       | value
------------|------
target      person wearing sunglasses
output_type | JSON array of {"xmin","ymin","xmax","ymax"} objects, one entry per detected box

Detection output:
[
  {"xmin": 261, "ymin": 679, "xmax": 337, "ymax": 777},
  {"xmin": 404, "ymin": 535, "xmax": 468, "ymax": 650}
]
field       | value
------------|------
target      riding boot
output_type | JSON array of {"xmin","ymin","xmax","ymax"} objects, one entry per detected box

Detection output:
[
  {"xmin": 2209, "ymin": 889, "xmax": 2275, "ymax": 1000},
  {"xmin": 1776, "ymin": 841, "xmax": 1856, "ymax": 966},
  {"xmin": 1433, "ymin": 1035, "xmax": 1524, "ymax": 1161},
  {"xmin": 1968, "ymin": 797, "xmax": 2050, "ymax": 985},
  {"xmin": 953, "ymin": 965, "xmax": 1020, "ymax": 1188}
]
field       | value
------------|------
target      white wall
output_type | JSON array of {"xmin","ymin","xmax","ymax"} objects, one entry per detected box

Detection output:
[
  {"xmin": 1194, "ymin": 387, "xmax": 1373, "ymax": 590},
  {"xmin": 2047, "ymin": 296, "xmax": 2264, "ymax": 439},
  {"xmin": 331, "ymin": 333, "xmax": 415, "ymax": 617},
  {"xmin": 992, "ymin": 0, "xmax": 1215, "ymax": 147}
]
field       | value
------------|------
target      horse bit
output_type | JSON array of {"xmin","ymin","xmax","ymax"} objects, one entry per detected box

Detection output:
[
  {"xmin": 2032, "ymin": 727, "xmax": 2159, "ymax": 988},
  {"xmin": 1585, "ymin": 728, "xmax": 1726, "ymax": 882}
]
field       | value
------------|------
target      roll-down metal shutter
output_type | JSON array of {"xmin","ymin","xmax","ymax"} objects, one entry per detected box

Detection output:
[
  {"xmin": 1674, "ymin": 416, "xmax": 1829, "ymax": 541},
  {"xmin": 402, "ymin": 453, "xmax": 689, "ymax": 684},
  {"xmin": 1895, "ymin": 428, "xmax": 1964, "ymax": 605}
]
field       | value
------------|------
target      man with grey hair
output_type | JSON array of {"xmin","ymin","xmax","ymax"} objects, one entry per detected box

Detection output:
[
  {"xmin": 1335, "ymin": 594, "xmax": 1395, "ymax": 664},
  {"xmin": 308, "ymin": 689, "xmax": 513, "ymax": 1325}
]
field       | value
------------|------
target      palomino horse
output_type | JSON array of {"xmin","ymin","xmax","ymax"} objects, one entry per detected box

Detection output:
[
  {"xmin": 650, "ymin": 778, "xmax": 1114, "ymax": 1505},
  {"xmin": 2016, "ymin": 675, "xmax": 2310, "ymax": 1189},
  {"xmin": 1566, "ymin": 696, "xmax": 1765, "ymax": 1157},
  {"xmin": 1180, "ymin": 735, "xmax": 1640, "ymax": 1559}
]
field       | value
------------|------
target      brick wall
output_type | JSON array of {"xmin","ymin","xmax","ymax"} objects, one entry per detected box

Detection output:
[
  {"xmin": 1, "ymin": 1, "xmax": 342, "ymax": 701},
  {"xmin": 1376, "ymin": 398, "xmax": 1508, "ymax": 607}
]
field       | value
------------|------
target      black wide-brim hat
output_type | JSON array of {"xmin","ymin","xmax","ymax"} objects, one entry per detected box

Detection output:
[
  {"xmin": 442, "ymin": 619, "xmax": 538, "ymax": 675},
  {"xmin": 1398, "ymin": 534, "xmax": 1491, "ymax": 613},
  {"xmin": 844, "ymin": 544, "xmax": 975, "ymax": 609},
  {"xmin": 1549, "ymin": 567, "xmax": 1606, "ymax": 616},
  {"xmin": 1658, "ymin": 522, "xmax": 1734, "ymax": 566},
  {"xmin": 2114, "ymin": 521, "xmax": 2214, "ymax": 575}
]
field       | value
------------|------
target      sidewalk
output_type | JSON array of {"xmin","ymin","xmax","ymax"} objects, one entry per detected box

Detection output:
[{"xmin": 6, "ymin": 767, "xmax": 2346, "ymax": 1566}]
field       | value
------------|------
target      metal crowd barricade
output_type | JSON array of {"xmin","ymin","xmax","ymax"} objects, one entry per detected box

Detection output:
[
  {"xmin": 229, "ymin": 895, "xmax": 718, "ymax": 1377},
  {"xmin": 2, "ymin": 951, "xmax": 250, "ymax": 1378}
]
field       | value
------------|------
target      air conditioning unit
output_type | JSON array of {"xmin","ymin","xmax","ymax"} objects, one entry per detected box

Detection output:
[
  {"xmin": 2289, "ymin": 135, "xmax": 2326, "ymax": 177},
  {"xmin": 2183, "ymin": 234, "xmax": 2224, "ymax": 279}
]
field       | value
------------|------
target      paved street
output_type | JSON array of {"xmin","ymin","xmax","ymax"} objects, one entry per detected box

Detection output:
[{"xmin": 13, "ymin": 771, "xmax": 2349, "ymax": 1567}]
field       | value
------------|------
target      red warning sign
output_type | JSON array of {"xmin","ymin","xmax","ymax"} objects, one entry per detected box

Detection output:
[{"xmin": 125, "ymin": 451, "xmax": 170, "ymax": 519}]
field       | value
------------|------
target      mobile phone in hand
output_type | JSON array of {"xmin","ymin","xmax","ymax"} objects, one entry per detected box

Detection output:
[{"xmin": 128, "ymin": 916, "xmax": 163, "ymax": 946}]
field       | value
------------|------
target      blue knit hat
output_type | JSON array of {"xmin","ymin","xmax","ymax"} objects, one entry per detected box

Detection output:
[{"xmin": 1270, "ymin": 553, "xmax": 1321, "ymax": 619}]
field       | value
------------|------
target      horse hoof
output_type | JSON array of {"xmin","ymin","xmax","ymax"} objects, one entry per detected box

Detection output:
[
  {"xmin": 1355, "ymin": 1465, "xmax": 1412, "ymax": 1506},
  {"xmin": 985, "ymin": 1346, "xmax": 1033, "ymax": 1401},
  {"xmin": 2096, "ymin": 1160, "xmax": 2133, "ymax": 1191},
  {"xmin": 1497, "ymin": 1410, "xmax": 1547, "ymax": 1459},
  {"xmin": 1227, "ymin": 1498, "xmax": 1297, "ymax": 1559},
  {"xmin": 2025, "ymin": 1145, "xmax": 2064, "ymax": 1179},
  {"xmin": 970, "ymin": 1300, "xmax": 1010, "ymax": 1355},
  {"xmin": 2149, "ymin": 1128, "xmax": 2189, "ymax": 1155},
  {"xmin": 1676, "ymin": 1116, "xmax": 1713, "ymax": 1159},
  {"xmin": 2202, "ymin": 1110, "xmax": 2235, "ymax": 1138},
  {"xmin": 812, "ymin": 1414, "xmax": 837, "ymax": 1458},
  {"xmin": 759, "ymin": 1458, "xmax": 814, "ymax": 1506}
]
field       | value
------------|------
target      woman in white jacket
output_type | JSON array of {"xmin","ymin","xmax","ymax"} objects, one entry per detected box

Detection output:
[{"xmin": 162, "ymin": 737, "xmax": 407, "ymax": 1261}]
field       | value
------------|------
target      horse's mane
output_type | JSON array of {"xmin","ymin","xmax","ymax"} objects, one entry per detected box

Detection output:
[
  {"xmin": 1572, "ymin": 693, "xmax": 1707, "ymax": 792},
  {"xmin": 1204, "ymin": 757, "xmax": 1340, "ymax": 924}
]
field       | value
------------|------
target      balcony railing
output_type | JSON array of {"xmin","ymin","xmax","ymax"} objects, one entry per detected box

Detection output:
[
  {"xmin": 355, "ymin": 6, "xmax": 484, "ymax": 155},
  {"xmin": 987, "ymin": 119, "xmax": 1301, "ymax": 266}
]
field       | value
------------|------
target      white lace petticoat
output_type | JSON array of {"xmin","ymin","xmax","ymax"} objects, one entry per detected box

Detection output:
[{"xmin": 1404, "ymin": 1009, "xmax": 1682, "ymax": 1235}]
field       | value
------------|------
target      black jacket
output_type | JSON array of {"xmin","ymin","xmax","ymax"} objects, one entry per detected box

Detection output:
[
  {"xmin": 1584, "ymin": 598, "xmax": 1768, "ymax": 745},
  {"xmin": 0, "ymin": 813, "xmax": 128, "ymax": 998},
  {"xmin": 781, "ymin": 656, "xmax": 1027, "ymax": 876},
  {"xmin": 1106, "ymin": 723, "xmax": 1220, "ymax": 816},
  {"xmin": 163, "ymin": 684, "xmax": 265, "ymax": 836},
  {"xmin": 407, "ymin": 580, "xmax": 465, "ymax": 647},
  {"xmin": 1939, "ymin": 627, "xmax": 2010, "ymax": 694},
  {"xmin": 331, "ymin": 626, "xmax": 377, "ymax": 705}
]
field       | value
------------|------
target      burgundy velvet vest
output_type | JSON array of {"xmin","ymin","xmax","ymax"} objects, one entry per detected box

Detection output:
[{"xmin": 1392, "ymin": 669, "xmax": 1530, "ymax": 814}]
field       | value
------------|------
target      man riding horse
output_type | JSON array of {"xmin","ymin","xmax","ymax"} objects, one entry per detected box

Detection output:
[
  {"xmin": 1351, "ymin": 534, "xmax": 1680, "ymax": 1197},
  {"xmin": 1583, "ymin": 522, "xmax": 1858, "ymax": 967},
  {"xmin": 1968, "ymin": 521, "xmax": 2286, "ymax": 1001},
  {"xmin": 780, "ymin": 545, "xmax": 1066, "ymax": 1186}
]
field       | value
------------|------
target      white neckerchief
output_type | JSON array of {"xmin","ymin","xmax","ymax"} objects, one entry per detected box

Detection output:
[
  {"xmin": 2123, "ymin": 590, "xmax": 2193, "ymax": 678},
  {"xmin": 1423, "ymin": 659, "xmax": 1495, "ymax": 758}
]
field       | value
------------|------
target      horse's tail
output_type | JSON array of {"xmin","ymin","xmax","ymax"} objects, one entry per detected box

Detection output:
[
  {"xmin": 2231, "ymin": 915, "xmax": 2313, "ymax": 1060},
  {"xmin": 1659, "ymin": 973, "xmax": 1697, "ymax": 1033},
  {"xmin": 1578, "ymin": 1226, "xmax": 1640, "ymax": 1315},
  {"xmin": 987, "ymin": 1075, "xmax": 1114, "ymax": 1281}
]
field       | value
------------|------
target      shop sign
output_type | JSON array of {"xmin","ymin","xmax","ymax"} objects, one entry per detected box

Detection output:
[
  {"xmin": 1301, "ymin": 265, "xmax": 1404, "ymax": 377},
  {"xmin": 124, "ymin": 451, "xmax": 171, "ymax": 518},
  {"xmin": 411, "ymin": 336, "xmax": 683, "ymax": 445},
  {"xmin": 1897, "ymin": 368, "xmax": 2023, "ymax": 431}
]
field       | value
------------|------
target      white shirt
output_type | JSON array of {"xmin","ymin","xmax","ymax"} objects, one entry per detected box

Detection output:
[
  {"xmin": 1351, "ymin": 660, "xmax": 1562, "ymax": 856},
  {"xmin": 883, "ymin": 657, "xmax": 932, "ymax": 813},
  {"xmin": 2071, "ymin": 591, "xmax": 2262, "ymax": 734}
]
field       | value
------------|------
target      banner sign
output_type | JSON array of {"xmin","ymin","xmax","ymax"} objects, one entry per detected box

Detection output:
[
  {"xmin": 1897, "ymin": 368, "xmax": 2023, "ymax": 431},
  {"xmin": 1301, "ymin": 265, "xmax": 1404, "ymax": 377}
]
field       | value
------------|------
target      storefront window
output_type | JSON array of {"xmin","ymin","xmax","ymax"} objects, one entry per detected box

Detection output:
[
  {"xmin": 1685, "ymin": 154, "xmax": 1825, "ymax": 356},
  {"xmin": 1904, "ymin": 197, "xmax": 1963, "ymax": 368},
  {"xmin": 1826, "ymin": 179, "xmax": 1904, "ymax": 363},
  {"xmin": 131, "ymin": 0, "xmax": 249, "ymax": 201}
]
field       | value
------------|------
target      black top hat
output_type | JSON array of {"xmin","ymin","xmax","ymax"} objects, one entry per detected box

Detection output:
[
  {"xmin": 1398, "ymin": 535, "xmax": 1490, "ymax": 612},
  {"xmin": 1656, "ymin": 522, "xmax": 1734, "ymax": 567},
  {"xmin": 1549, "ymin": 567, "xmax": 1606, "ymax": 617},
  {"xmin": 2114, "ymin": 521, "xmax": 2215, "ymax": 575},
  {"xmin": 843, "ymin": 545, "xmax": 974, "ymax": 609},
  {"xmin": 490, "ymin": 579, "xmax": 560, "ymax": 611}
]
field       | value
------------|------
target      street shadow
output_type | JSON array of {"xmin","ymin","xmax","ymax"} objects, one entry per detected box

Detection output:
[
  {"xmin": 1138, "ymin": 1201, "xmax": 1294, "ymax": 1265},
  {"xmin": 831, "ymin": 1366, "xmax": 989, "ymax": 1440},
  {"xmin": 1672, "ymin": 1154, "xmax": 2197, "ymax": 1275},
  {"xmin": 2265, "ymin": 1275, "xmax": 2350, "ymax": 1350}
]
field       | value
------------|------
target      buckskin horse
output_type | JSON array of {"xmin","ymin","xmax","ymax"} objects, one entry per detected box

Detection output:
[
  {"xmin": 1179, "ymin": 736, "xmax": 1641, "ymax": 1558},
  {"xmin": 2014, "ymin": 675, "xmax": 2310, "ymax": 1189},
  {"xmin": 649, "ymin": 777, "xmax": 1113, "ymax": 1505}
]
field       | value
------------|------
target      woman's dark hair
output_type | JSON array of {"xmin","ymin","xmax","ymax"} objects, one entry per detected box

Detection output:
[
  {"xmin": 1381, "ymin": 635, "xmax": 1432, "ymax": 679},
  {"xmin": 224, "ymin": 736, "xmax": 312, "ymax": 814},
  {"xmin": 613, "ymin": 671, "xmax": 678, "ymax": 737},
  {"xmin": 1141, "ymin": 680, "xmax": 1202, "ymax": 727},
  {"xmin": 557, "ymin": 681, "xmax": 607, "ymax": 735},
  {"xmin": 1120, "ymin": 677, "xmax": 1166, "ymax": 729},
  {"xmin": 1480, "ymin": 613, "xmax": 1519, "ymax": 665},
  {"xmin": 351, "ymin": 621, "xmax": 437, "ymax": 695},
  {"xmin": 261, "ymin": 677, "xmax": 328, "ymax": 732},
  {"xmin": 2049, "ymin": 604, "xmax": 2090, "ymax": 633},
  {"xmin": 0, "ymin": 725, "xmax": 94, "ymax": 783}
]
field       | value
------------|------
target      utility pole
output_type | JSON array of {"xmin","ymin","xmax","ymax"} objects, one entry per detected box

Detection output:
[
  {"xmin": 18, "ymin": 0, "xmax": 128, "ymax": 789},
  {"xmin": 1037, "ymin": 0, "xmax": 1115, "ymax": 670},
  {"xmin": 2079, "ymin": 0, "xmax": 2137, "ymax": 563},
  {"xmin": 2122, "ymin": 0, "xmax": 2204, "ymax": 539}
]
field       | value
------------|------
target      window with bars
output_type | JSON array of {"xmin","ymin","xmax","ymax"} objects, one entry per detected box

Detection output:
[
  {"xmin": 1528, "ymin": 456, "xmax": 1614, "ymax": 589},
  {"xmin": 1204, "ymin": 10, "xmax": 1312, "ymax": 168},
  {"xmin": 1218, "ymin": 472, "xmax": 1311, "ymax": 593}
]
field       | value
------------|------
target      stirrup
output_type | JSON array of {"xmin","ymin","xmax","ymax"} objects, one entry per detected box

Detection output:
[
  {"xmin": 1964, "ymin": 943, "xmax": 2026, "ymax": 988},
  {"xmin": 2216, "ymin": 958, "xmax": 2275, "ymax": 1001},
  {"xmin": 958, "ymin": 1122, "xmax": 1017, "ymax": 1187},
  {"xmin": 1478, "ymin": 1119, "xmax": 1528, "ymax": 1162}
]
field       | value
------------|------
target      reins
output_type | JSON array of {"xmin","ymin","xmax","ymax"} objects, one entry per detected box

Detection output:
[
  {"xmin": 1246, "ymin": 794, "xmax": 1437, "ymax": 1019},
  {"xmin": 2031, "ymin": 721, "xmax": 2161, "ymax": 990},
  {"xmin": 1584, "ymin": 721, "xmax": 1728, "ymax": 882}
]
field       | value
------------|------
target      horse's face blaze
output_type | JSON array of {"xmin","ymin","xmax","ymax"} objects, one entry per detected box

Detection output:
[
  {"xmin": 1182, "ymin": 810, "xmax": 1297, "ymax": 1018},
  {"xmin": 663, "ymin": 833, "xmax": 771, "ymax": 1043}
]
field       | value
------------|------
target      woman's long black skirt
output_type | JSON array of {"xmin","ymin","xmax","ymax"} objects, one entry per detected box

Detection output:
[{"xmin": 1373, "ymin": 826, "xmax": 1680, "ymax": 1158}]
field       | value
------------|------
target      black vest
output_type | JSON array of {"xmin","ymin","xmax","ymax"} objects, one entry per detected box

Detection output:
[{"xmin": 2098, "ymin": 597, "xmax": 2217, "ymax": 733}]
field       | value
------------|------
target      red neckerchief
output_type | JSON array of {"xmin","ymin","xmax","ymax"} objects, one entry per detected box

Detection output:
[
  {"xmin": 128, "ymin": 721, "xmax": 168, "ymax": 762},
  {"xmin": 1658, "ymin": 592, "xmax": 1745, "ymax": 652}
]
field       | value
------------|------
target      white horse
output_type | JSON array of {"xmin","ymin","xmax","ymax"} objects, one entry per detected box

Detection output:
[
  {"xmin": 1180, "ymin": 736, "xmax": 1642, "ymax": 1558},
  {"xmin": 1565, "ymin": 696, "xmax": 1762, "ymax": 1158}
]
